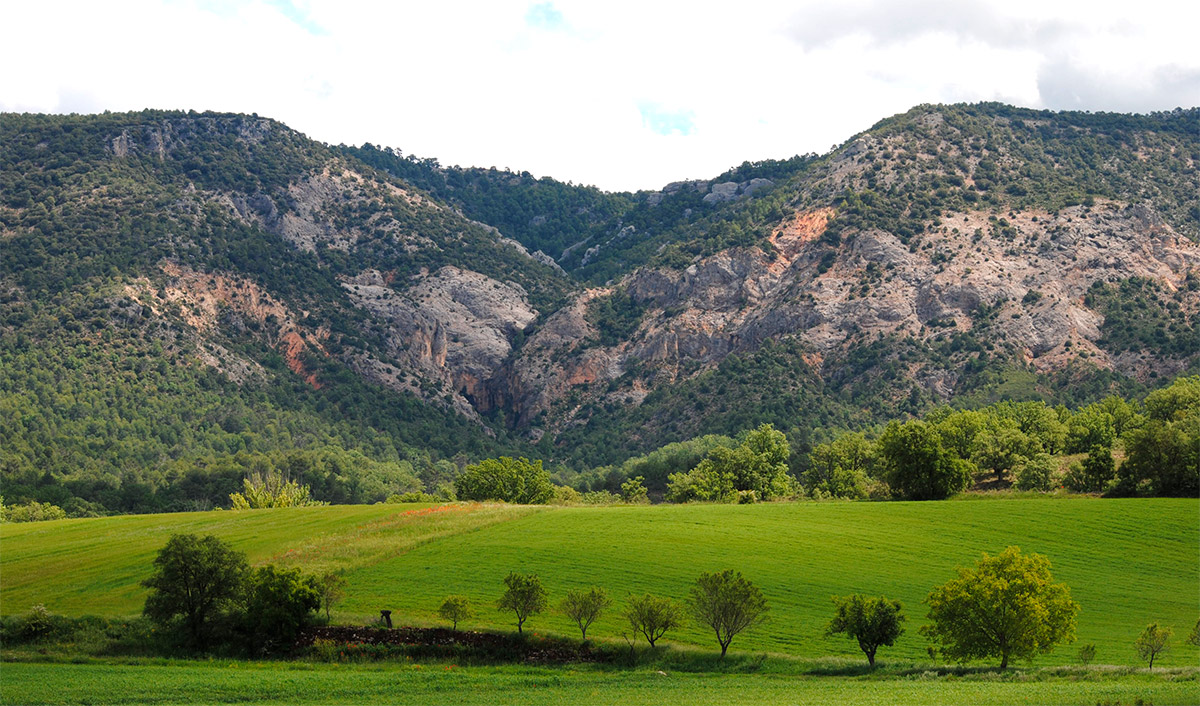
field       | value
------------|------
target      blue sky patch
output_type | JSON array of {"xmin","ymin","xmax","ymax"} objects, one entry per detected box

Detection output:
[
  {"xmin": 638, "ymin": 103, "xmax": 696, "ymax": 136},
  {"xmin": 525, "ymin": 2, "xmax": 565, "ymax": 31}
]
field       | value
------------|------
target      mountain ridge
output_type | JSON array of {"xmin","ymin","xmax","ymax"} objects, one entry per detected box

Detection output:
[{"xmin": 1, "ymin": 102, "xmax": 1196, "ymax": 509}]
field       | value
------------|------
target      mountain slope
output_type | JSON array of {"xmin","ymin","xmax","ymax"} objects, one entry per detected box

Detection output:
[{"xmin": 1, "ymin": 104, "xmax": 1197, "ymax": 511}]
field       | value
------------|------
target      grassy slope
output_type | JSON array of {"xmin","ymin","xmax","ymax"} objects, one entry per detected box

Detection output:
[{"xmin": 2, "ymin": 499, "xmax": 1196, "ymax": 666}]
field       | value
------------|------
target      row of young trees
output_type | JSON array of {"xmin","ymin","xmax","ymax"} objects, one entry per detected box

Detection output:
[
  {"xmin": 431, "ymin": 547, "xmax": 1103, "ymax": 669},
  {"xmin": 127, "ymin": 536, "xmax": 1197, "ymax": 669}
]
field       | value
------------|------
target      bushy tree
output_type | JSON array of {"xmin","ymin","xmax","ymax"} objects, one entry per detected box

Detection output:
[
  {"xmin": 620, "ymin": 476, "xmax": 649, "ymax": 504},
  {"xmin": 1186, "ymin": 618, "xmax": 1199, "ymax": 647},
  {"xmin": 1064, "ymin": 445, "xmax": 1116, "ymax": 493},
  {"xmin": 439, "ymin": 595, "xmax": 473, "ymax": 631},
  {"xmin": 497, "ymin": 572, "xmax": 547, "ymax": 633},
  {"xmin": 456, "ymin": 457, "xmax": 554, "ymax": 504},
  {"xmin": 878, "ymin": 420, "xmax": 973, "ymax": 500},
  {"xmin": 1065, "ymin": 406, "xmax": 1116, "ymax": 454},
  {"xmin": 803, "ymin": 433, "xmax": 878, "ymax": 499},
  {"xmin": 229, "ymin": 470, "xmax": 324, "ymax": 509},
  {"xmin": 922, "ymin": 546, "xmax": 1078, "ymax": 669},
  {"xmin": 238, "ymin": 565, "xmax": 321, "ymax": 652},
  {"xmin": 1013, "ymin": 453, "xmax": 1057, "ymax": 491},
  {"xmin": 559, "ymin": 587, "xmax": 612, "ymax": 640},
  {"xmin": 1135, "ymin": 622, "xmax": 1172, "ymax": 668},
  {"xmin": 142, "ymin": 534, "xmax": 248, "ymax": 649},
  {"xmin": 666, "ymin": 424, "xmax": 792, "ymax": 502},
  {"xmin": 1117, "ymin": 414, "xmax": 1199, "ymax": 497},
  {"xmin": 624, "ymin": 594, "xmax": 685, "ymax": 647},
  {"xmin": 1077, "ymin": 643, "xmax": 1096, "ymax": 665},
  {"xmin": 971, "ymin": 425, "xmax": 1031, "ymax": 483},
  {"xmin": 688, "ymin": 570, "xmax": 769, "ymax": 657},
  {"xmin": 826, "ymin": 594, "xmax": 905, "ymax": 666}
]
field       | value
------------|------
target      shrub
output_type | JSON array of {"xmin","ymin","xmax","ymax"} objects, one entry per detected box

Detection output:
[
  {"xmin": 1, "ymin": 500, "xmax": 67, "ymax": 523},
  {"xmin": 237, "ymin": 565, "xmax": 321, "ymax": 653}
]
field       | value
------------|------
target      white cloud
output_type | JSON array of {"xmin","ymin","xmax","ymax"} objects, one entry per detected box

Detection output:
[{"xmin": 1, "ymin": 0, "xmax": 1195, "ymax": 191}]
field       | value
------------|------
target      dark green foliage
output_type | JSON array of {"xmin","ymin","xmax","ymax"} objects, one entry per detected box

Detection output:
[
  {"xmin": 1063, "ymin": 446, "xmax": 1116, "ymax": 493},
  {"xmin": 341, "ymin": 144, "xmax": 634, "ymax": 261},
  {"xmin": 1117, "ymin": 377, "xmax": 1200, "ymax": 497},
  {"xmin": 826, "ymin": 594, "xmax": 905, "ymax": 667},
  {"xmin": 455, "ymin": 457, "xmax": 553, "ymax": 504},
  {"xmin": 237, "ymin": 565, "xmax": 321, "ymax": 653},
  {"xmin": 584, "ymin": 290, "xmax": 647, "ymax": 347},
  {"xmin": 141, "ymin": 534, "xmax": 248, "ymax": 650},
  {"xmin": 1085, "ymin": 278, "xmax": 1200, "ymax": 358},
  {"xmin": 877, "ymin": 420, "xmax": 973, "ymax": 500}
]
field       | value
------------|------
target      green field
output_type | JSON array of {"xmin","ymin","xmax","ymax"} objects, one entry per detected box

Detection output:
[
  {"xmin": 2, "ymin": 661, "xmax": 1197, "ymax": 706},
  {"xmin": 2, "ymin": 498, "xmax": 1197, "ymax": 667}
]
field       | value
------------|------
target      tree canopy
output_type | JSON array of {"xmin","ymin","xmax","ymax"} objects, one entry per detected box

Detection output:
[{"xmin": 922, "ymin": 546, "xmax": 1078, "ymax": 669}]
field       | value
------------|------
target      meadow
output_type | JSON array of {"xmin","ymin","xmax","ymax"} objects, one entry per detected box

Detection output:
[
  {"xmin": 2, "ymin": 660, "xmax": 1198, "ymax": 706},
  {"xmin": 2, "ymin": 497, "xmax": 1196, "ymax": 668}
]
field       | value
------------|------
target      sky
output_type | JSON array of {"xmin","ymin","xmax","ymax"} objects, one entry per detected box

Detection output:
[{"xmin": 2, "ymin": 0, "xmax": 1197, "ymax": 192}]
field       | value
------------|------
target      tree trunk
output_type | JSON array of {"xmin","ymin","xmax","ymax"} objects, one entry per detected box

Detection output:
[
  {"xmin": 1000, "ymin": 653, "xmax": 1008, "ymax": 670},
  {"xmin": 867, "ymin": 649, "xmax": 876, "ymax": 667},
  {"xmin": 720, "ymin": 642, "xmax": 729, "ymax": 658}
]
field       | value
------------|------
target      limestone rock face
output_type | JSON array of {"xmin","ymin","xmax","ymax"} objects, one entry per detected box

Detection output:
[
  {"xmin": 343, "ymin": 266, "xmax": 538, "ymax": 416},
  {"xmin": 494, "ymin": 200, "xmax": 1200, "ymax": 429}
]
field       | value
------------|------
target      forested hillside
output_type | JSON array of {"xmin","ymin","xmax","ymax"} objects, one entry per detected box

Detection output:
[{"xmin": 1, "ymin": 104, "xmax": 1197, "ymax": 515}]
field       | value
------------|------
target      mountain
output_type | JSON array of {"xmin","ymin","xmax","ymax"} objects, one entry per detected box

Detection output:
[{"xmin": 1, "ymin": 104, "xmax": 1197, "ymax": 511}]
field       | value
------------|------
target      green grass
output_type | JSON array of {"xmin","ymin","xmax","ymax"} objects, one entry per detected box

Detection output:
[
  {"xmin": 2, "ymin": 498, "xmax": 1197, "ymax": 667},
  {"xmin": 0, "ymin": 503, "xmax": 540, "ymax": 615},
  {"xmin": 2, "ymin": 660, "xmax": 1197, "ymax": 705}
]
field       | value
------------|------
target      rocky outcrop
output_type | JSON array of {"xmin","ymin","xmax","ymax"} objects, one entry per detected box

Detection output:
[{"xmin": 344, "ymin": 266, "xmax": 538, "ymax": 414}]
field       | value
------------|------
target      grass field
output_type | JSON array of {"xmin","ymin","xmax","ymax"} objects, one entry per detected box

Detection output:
[
  {"xmin": 2, "ymin": 497, "xmax": 1197, "ymax": 667},
  {"xmin": 2, "ymin": 660, "xmax": 1197, "ymax": 706}
]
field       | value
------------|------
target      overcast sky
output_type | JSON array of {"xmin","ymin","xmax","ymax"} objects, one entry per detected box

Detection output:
[{"xmin": 3, "ymin": 0, "xmax": 1196, "ymax": 191}]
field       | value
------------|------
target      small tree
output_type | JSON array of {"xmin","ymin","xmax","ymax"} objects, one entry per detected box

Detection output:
[
  {"xmin": 497, "ymin": 573, "xmax": 546, "ymax": 634},
  {"xmin": 922, "ymin": 546, "xmax": 1078, "ymax": 669},
  {"xmin": 688, "ymin": 570, "xmax": 769, "ymax": 657},
  {"xmin": 826, "ymin": 594, "xmax": 905, "ymax": 667},
  {"xmin": 315, "ymin": 571, "xmax": 347, "ymax": 622},
  {"xmin": 624, "ymin": 594, "xmax": 685, "ymax": 647},
  {"xmin": 439, "ymin": 595, "xmax": 473, "ymax": 631},
  {"xmin": 1135, "ymin": 623, "xmax": 1172, "ymax": 668},
  {"xmin": 142, "ymin": 534, "xmax": 248, "ymax": 649},
  {"xmin": 1187, "ymin": 618, "xmax": 1199, "ymax": 647},
  {"xmin": 1077, "ymin": 643, "xmax": 1096, "ymax": 665},
  {"xmin": 560, "ymin": 587, "xmax": 612, "ymax": 640}
]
